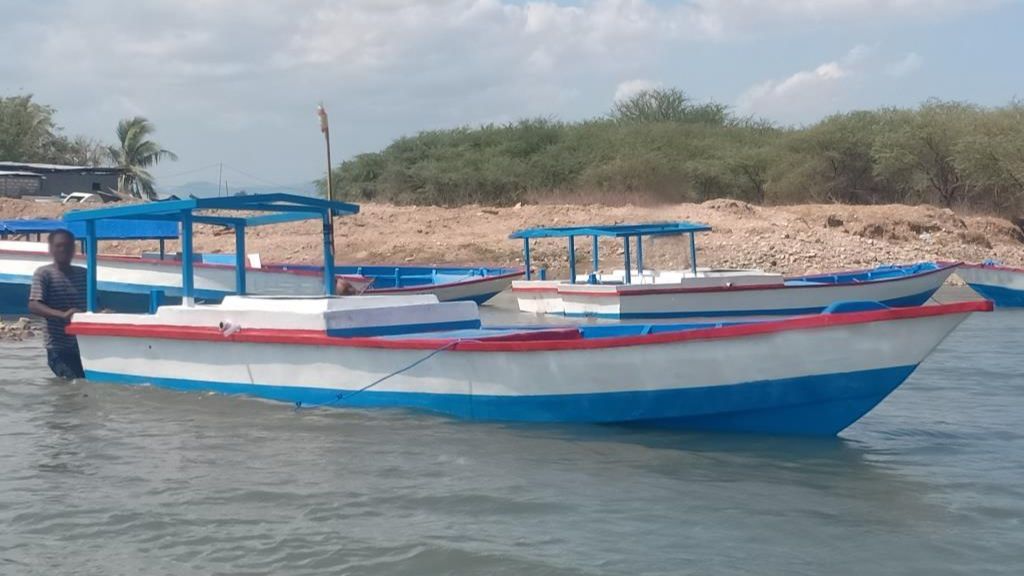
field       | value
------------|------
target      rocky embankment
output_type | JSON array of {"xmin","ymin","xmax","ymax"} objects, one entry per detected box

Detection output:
[
  {"xmin": 2, "ymin": 197, "xmax": 1023, "ymax": 279},
  {"xmin": 0, "ymin": 317, "xmax": 36, "ymax": 340}
]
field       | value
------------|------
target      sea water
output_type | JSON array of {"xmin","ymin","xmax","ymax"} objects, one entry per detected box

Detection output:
[{"xmin": 0, "ymin": 291, "xmax": 1021, "ymax": 575}]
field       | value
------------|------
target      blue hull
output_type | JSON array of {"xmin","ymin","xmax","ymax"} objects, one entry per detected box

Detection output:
[
  {"xmin": 965, "ymin": 283, "xmax": 1024, "ymax": 308},
  {"xmin": 83, "ymin": 364, "xmax": 917, "ymax": 436},
  {"xmin": 0, "ymin": 279, "xmax": 223, "ymax": 315}
]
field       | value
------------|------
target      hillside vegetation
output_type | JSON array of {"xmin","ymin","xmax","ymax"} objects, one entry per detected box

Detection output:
[{"xmin": 325, "ymin": 89, "xmax": 1024, "ymax": 214}]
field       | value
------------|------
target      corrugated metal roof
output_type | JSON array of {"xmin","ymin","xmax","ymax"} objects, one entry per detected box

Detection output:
[
  {"xmin": 0, "ymin": 161, "xmax": 121, "ymax": 174},
  {"xmin": 0, "ymin": 170, "xmax": 44, "ymax": 177}
]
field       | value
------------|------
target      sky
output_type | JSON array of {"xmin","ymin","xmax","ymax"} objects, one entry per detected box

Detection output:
[{"xmin": 1, "ymin": 0, "xmax": 1021, "ymax": 189}]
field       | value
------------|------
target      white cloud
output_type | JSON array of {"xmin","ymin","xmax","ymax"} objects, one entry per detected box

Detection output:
[
  {"xmin": 614, "ymin": 79, "xmax": 661, "ymax": 102},
  {"xmin": 0, "ymin": 0, "xmax": 1005, "ymax": 183},
  {"xmin": 885, "ymin": 52, "xmax": 924, "ymax": 77},
  {"xmin": 736, "ymin": 46, "xmax": 868, "ymax": 123}
]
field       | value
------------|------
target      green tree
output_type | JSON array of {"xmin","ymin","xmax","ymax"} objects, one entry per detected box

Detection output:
[
  {"xmin": 0, "ymin": 95, "xmax": 66, "ymax": 162},
  {"xmin": 872, "ymin": 101, "xmax": 977, "ymax": 207},
  {"xmin": 954, "ymin": 102, "xmax": 1024, "ymax": 210},
  {"xmin": 611, "ymin": 88, "xmax": 729, "ymax": 125},
  {"xmin": 106, "ymin": 116, "xmax": 178, "ymax": 200}
]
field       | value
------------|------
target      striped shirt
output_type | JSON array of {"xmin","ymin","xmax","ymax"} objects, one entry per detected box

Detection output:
[{"xmin": 29, "ymin": 264, "xmax": 87, "ymax": 350}]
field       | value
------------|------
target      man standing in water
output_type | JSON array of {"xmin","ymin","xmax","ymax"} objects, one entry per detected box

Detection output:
[{"xmin": 28, "ymin": 229, "xmax": 87, "ymax": 379}]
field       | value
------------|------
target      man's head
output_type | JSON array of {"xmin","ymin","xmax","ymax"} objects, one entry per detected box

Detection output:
[{"xmin": 48, "ymin": 229, "xmax": 76, "ymax": 266}]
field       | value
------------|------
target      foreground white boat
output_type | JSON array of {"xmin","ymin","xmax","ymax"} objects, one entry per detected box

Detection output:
[
  {"xmin": 69, "ymin": 296, "xmax": 988, "ymax": 436},
  {"xmin": 61, "ymin": 193, "xmax": 990, "ymax": 438}
]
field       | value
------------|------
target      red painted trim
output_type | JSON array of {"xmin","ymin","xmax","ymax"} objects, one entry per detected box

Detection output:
[
  {"xmin": 67, "ymin": 300, "xmax": 990, "ymax": 352},
  {"xmin": 555, "ymin": 262, "xmax": 960, "ymax": 297}
]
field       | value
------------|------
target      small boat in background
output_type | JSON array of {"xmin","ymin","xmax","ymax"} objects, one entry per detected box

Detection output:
[
  {"xmin": 956, "ymin": 261, "xmax": 1024, "ymax": 307},
  {"xmin": 63, "ymin": 193, "xmax": 992, "ymax": 437},
  {"xmin": 510, "ymin": 221, "xmax": 957, "ymax": 318},
  {"xmin": 0, "ymin": 217, "xmax": 520, "ymax": 314}
]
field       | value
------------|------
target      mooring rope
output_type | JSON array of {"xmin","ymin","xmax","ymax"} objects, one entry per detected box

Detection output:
[{"xmin": 295, "ymin": 338, "xmax": 462, "ymax": 410}]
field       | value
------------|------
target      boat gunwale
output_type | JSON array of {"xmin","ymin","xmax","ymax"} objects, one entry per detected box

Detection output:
[
  {"xmin": 511, "ymin": 262, "xmax": 960, "ymax": 297},
  {"xmin": 67, "ymin": 300, "xmax": 990, "ymax": 352},
  {"xmin": 955, "ymin": 261, "xmax": 1024, "ymax": 274}
]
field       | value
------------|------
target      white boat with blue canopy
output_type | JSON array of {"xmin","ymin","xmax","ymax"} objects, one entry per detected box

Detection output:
[
  {"xmin": 0, "ymin": 200, "xmax": 520, "ymax": 314},
  {"xmin": 509, "ymin": 221, "xmax": 958, "ymax": 318},
  {"xmin": 63, "ymin": 195, "xmax": 990, "ymax": 437}
]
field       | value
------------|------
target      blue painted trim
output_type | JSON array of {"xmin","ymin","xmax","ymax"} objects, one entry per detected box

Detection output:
[
  {"xmin": 562, "ymin": 289, "xmax": 939, "ymax": 319},
  {"xmin": 510, "ymin": 221, "xmax": 712, "ymax": 240},
  {"xmin": 82, "ymin": 364, "xmax": 918, "ymax": 436},
  {"xmin": 326, "ymin": 319, "xmax": 482, "ymax": 337},
  {"xmin": 63, "ymin": 193, "xmax": 359, "ymax": 223},
  {"xmin": 0, "ymin": 280, "xmax": 222, "ymax": 315},
  {"xmin": 965, "ymin": 282, "xmax": 1024, "ymax": 307},
  {"xmin": 592, "ymin": 235, "xmax": 599, "ymax": 276}
]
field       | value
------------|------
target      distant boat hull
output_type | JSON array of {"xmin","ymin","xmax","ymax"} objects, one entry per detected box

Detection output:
[
  {"xmin": 0, "ymin": 243, "xmax": 521, "ymax": 314},
  {"xmin": 956, "ymin": 263, "xmax": 1024, "ymax": 307},
  {"xmin": 515, "ymin": 263, "xmax": 957, "ymax": 319}
]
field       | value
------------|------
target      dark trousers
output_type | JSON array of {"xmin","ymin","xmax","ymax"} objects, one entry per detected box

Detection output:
[{"xmin": 47, "ymin": 348, "xmax": 84, "ymax": 379}]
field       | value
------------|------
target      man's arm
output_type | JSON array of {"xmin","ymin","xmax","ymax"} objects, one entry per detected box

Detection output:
[
  {"xmin": 28, "ymin": 269, "xmax": 77, "ymax": 321},
  {"xmin": 28, "ymin": 299, "xmax": 77, "ymax": 321}
]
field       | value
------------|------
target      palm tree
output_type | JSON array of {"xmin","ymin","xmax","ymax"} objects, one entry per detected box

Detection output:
[{"xmin": 106, "ymin": 116, "xmax": 178, "ymax": 200}]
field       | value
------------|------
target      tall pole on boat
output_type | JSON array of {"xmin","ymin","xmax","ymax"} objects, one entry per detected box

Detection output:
[
  {"xmin": 318, "ymin": 103, "xmax": 337, "ymax": 295},
  {"xmin": 319, "ymin": 103, "xmax": 334, "ymax": 203}
]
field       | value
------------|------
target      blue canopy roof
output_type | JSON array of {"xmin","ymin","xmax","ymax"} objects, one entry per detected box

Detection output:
[
  {"xmin": 63, "ymin": 193, "xmax": 359, "ymax": 227},
  {"xmin": 0, "ymin": 218, "xmax": 179, "ymax": 240},
  {"xmin": 509, "ymin": 221, "xmax": 711, "ymax": 240}
]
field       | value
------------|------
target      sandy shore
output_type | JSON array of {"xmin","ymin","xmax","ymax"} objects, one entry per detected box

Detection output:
[{"xmin": 3, "ymin": 198, "xmax": 1023, "ymax": 278}]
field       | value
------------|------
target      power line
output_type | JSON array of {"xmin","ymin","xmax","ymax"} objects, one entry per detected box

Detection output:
[
  {"xmin": 221, "ymin": 163, "xmax": 306, "ymax": 192},
  {"xmin": 156, "ymin": 163, "xmax": 223, "ymax": 182}
]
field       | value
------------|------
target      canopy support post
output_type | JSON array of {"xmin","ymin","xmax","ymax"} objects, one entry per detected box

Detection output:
[
  {"xmin": 623, "ymin": 236, "xmax": 631, "ymax": 285},
  {"xmin": 181, "ymin": 210, "xmax": 195, "ymax": 306},
  {"xmin": 159, "ymin": 238, "xmax": 166, "ymax": 260},
  {"xmin": 689, "ymin": 232, "xmax": 698, "ymax": 275},
  {"xmin": 234, "ymin": 224, "xmax": 247, "ymax": 295},
  {"xmin": 568, "ymin": 236, "xmax": 576, "ymax": 284},
  {"xmin": 523, "ymin": 238, "xmax": 532, "ymax": 280},
  {"xmin": 85, "ymin": 220, "xmax": 97, "ymax": 312},
  {"xmin": 637, "ymin": 235, "xmax": 644, "ymax": 280},
  {"xmin": 322, "ymin": 209, "xmax": 336, "ymax": 296}
]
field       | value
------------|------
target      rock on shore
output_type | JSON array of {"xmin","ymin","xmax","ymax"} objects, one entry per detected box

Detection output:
[{"xmin": 0, "ymin": 317, "xmax": 36, "ymax": 340}]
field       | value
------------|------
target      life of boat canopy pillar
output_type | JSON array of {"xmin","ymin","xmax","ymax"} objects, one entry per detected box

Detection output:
[
  {"xmin": 509, "ymin": 221, "xmax": 712, "ymax": 284},
  {"xmin": 61, "ymin": 193, "xmax": 360, "ymax": 312}
]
